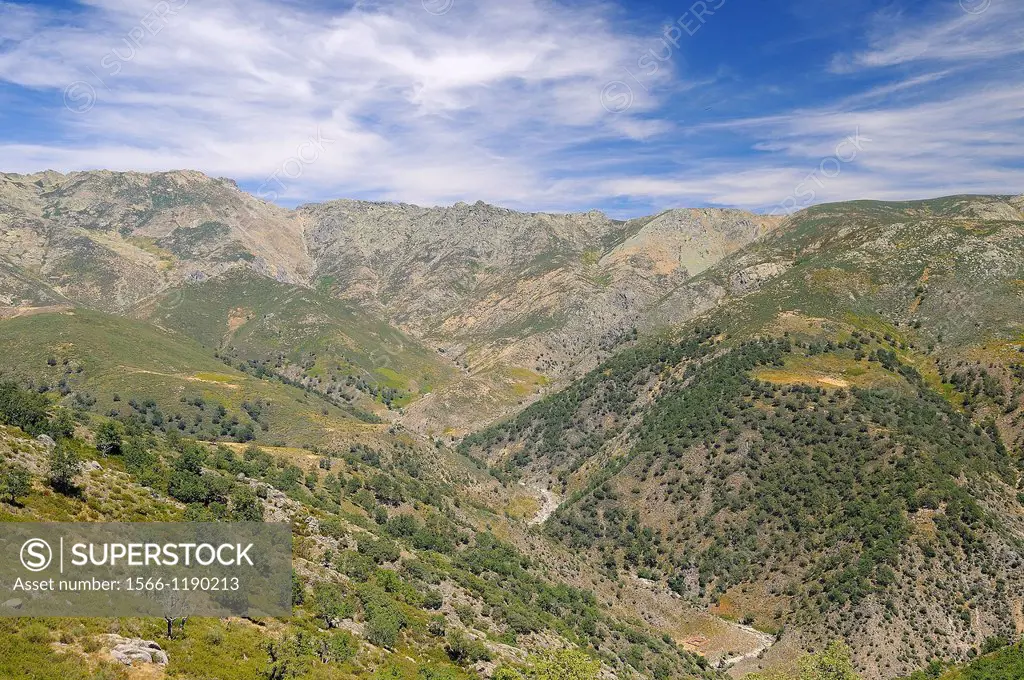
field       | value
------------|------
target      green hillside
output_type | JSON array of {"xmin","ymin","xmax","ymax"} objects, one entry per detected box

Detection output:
[
  {"xmin": 461, "ymin": 197, "xmax": 1024, "ymax": 678},
  {"xmin": 3, "ymin": 186, "xmax": 1024, "ymax": 678},
  {"xmin": 929, "ymin": 641, "xmax": 1024, "ymax": 680},
  {"xmin": 145, "ymin": 270, "xmax": 460, "ymax": 411},
  {"xmin": 0, "ymin": 309, "xmax": 377, "ymax": 446},
  {"xmin": 0, "ymin": 381, "xmax": 718, "ymax": 680}
]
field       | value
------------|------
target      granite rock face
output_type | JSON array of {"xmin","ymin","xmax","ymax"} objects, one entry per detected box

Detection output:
[
  {"xmin": 104, "ymin": 636, "xmax": 169, "ymax": 666},
  {"xmin": 0, "ymin": 170, "xmax": 781, "ymax": 432}
]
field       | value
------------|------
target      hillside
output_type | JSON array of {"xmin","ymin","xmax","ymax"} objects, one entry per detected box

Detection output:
[
  {"xmin": 0, "ymin": 381, "xmax": 719, "ymax": 680},
  {"xmin": 0, "ymin": 170, "xmax": 779, "ymax": 433},
  {"xmin": 303, "ymin": 199, "xmax": 779, "ymax": 433},
  {"xmin": 145, "ymin": 269, "xmax": 462, "ymax": 416},
  {"xmin": 0, "ymin": 308, "xmax": 385, "ymax": 447},
  {"xmin": 3, "ymin": 174, "xmax": 1024, "ymax": 678},
  {"xmin": 0, "ymin": 170, "xmax": 310, "ymax": 311},
  {"xmin": 460, "ymin": 195, "xmax": 1024, "ymax": 678}
]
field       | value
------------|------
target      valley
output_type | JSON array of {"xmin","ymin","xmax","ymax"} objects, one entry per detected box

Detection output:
[{"xmin": 1, "ymin": 170, "xmax": 1023, "ymax": 679}]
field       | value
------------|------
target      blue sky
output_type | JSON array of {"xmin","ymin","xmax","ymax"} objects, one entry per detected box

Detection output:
[{"xmin": 0, "ymin": 0, "xmax": 1022, "ymax": 216}]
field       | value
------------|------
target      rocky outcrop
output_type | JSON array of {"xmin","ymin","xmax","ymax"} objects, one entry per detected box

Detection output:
[
  {"xmin": 102, "ymin": 635, "xmax": 169, "ymax": 666},
  {"xmin": 0, "ymin": 170, "xmax": 311, "ymax": 312},
  {"xmin": 729, "ymin": 261, "xmax": 790, "ymax": 294},
  {"xmin": 1, "ymin": 170, "xmax": 786, "ymax": 432},
  {"xmin": 302, "ymin": 200, "xmax": 780, "ymax": 431}
]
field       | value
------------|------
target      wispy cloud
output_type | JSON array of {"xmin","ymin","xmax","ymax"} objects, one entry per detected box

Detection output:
[
  {"xmin": 830, "ymin": 1, "xmax": 1024, "ymax": 73},
  {"xmin": 0, "ymin": 0, "xmax": 1021, "ymax": 215},
  {"xmin": 0, "ymin": 0, "xmax": 670, "ymax": 208},
  {"xmin": 593, "ymin": 2, "xmax": 1024, "ymax": 213}
]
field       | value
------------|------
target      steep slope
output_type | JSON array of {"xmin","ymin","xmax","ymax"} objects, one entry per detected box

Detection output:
[
  {"xmin": 0, "ymin": 308, "xmax": 394, "ymax": 447},
  {"xmin": 646, "ymin": 194, "xmax": 1024, "ymax": 337},
  {"xmin": 0, "ymin": 170, "xmax": 310, "ymax": 312},
  {"xmin": 0, "ymin": 170, "xmax": 780, "ymax": 432},
  {"xmin": 4, "ymin": 170, "xmax": 1024, "ymax": 677},
  {"xmin": 304, "ymin": 199, "xmax": 778, "ymax": 433},
  {"xmin": 460, "ymin": 195, "xmax": 1024, "ymax": 679},
  {"xmin": 919, "ymin": 639, "xmax": 1024, "ymax": 679},
  {"xmin": 0, "ymin": 381, "xmax": 720, "ymax": 680},
  {"xmin": 146, "ymin": 269, "xmax": 462, "ymax": 415}
]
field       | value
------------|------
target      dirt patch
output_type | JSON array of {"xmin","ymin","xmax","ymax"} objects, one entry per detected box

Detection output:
[
  {"xmin": 226, "ymin": 307, "xmax": 252, "ymax": 338},
  {"xmin": 521, "ymin": 483, "xmax": 561, "ymax": 525},
  {"xmin": 121, "ymin": 368, "xmax": 240, "ymax": 389},
  {"xmin": 755, "ymin": 368, "xmax": 850, "ymax": 389},
  {"xmin": 0, "ymin": 304, "xmax": 73, "ymax": 320}
]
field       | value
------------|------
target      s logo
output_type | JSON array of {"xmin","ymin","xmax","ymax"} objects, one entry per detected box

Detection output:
[{"xmin": 20, "ymin": 539, "xmax": 52, "ymax": 572}]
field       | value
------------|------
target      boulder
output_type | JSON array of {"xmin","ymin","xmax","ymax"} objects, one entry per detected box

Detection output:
[{"xmin": 105, "ymin": 636, "xmax": 169, "ymax": 666}]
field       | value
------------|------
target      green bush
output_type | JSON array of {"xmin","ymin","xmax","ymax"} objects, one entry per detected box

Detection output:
[
  {"xmin": 0, "ymin": 381, "xmax": 51, "ymax": 435},
  {"xmin": 48, "ymin": 440, "xmax": 83, "ymax": 494},
  {"xmin": 445, "ymin": 630, "xmax": 492, "ymax": 665},
  {"xmin": 0, "ymin": 463, "xmax": 31, "ymax": 504}
]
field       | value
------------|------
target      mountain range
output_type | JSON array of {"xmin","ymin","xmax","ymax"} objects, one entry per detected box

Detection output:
[
  {"xmin": 2, "ymin": 169, "xmax": 1024, "ymax": 680},
  {"xmin": 0, "ymin": 169, "xmax": 779, "ymax": 435}
]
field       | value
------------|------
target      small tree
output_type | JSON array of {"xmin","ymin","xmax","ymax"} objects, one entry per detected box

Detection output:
[
  {"xmin": 0, "ymin": 463, "xmax": 31, "ymax": 504},
  {"xmin": 231, "ymin": 486, "xmax": 264, "ymax": 522},
  {"xmin": 446, "ymin": 630, "xmax": 493, "ymax": 665},
  {"xmin": 48, "ymin": 440, "xmax": 82, "ymax": 494},
  {"xmin": 529, "ymin": 649, "xmax": 601, "ymax": 680},
  {"xmin": 48, "ymin": 408, "xmax": 76, "ymax": 441},
  {"xmin": 311, "ymin": 582, "xmax": 350, "ymax": 629},
  {"xmin": 0, "ymin": 381, "xmax": 50, "ymax": 435},
  {"xmin": 159, "ymin": 587, "xmax": 195, "ymax": 639},
  {"xmin": 747, "ymin": 640, "xmax": 860, "ymax": 680},
  {"xmin": 95, "ymin": 420, "xmax": 123, "ymax": 455},
  {"xmin": 291, "ymin": 571, "xmax": 306, "ymax": 606},
  {"xmin": 796, "ymin": 640, "xmax": 859, "ymax": 680}
]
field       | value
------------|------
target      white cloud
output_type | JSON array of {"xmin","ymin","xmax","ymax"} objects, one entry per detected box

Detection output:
[
  {"xmin": 0, "ymin": 0, "xmax": 1021, "ymax": 215},
  {"xmin": 0, "ymin": 0, "xmax": 673, "ymax": 207},
  {"xmin": 831, "ymin": 1, "xmax": 1024, "ymax": 72},
  {"xmin": 593, "ymin": 3, "xmax": 1024, "ymax": 213}
]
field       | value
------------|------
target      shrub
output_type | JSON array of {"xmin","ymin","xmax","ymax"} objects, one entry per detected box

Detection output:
[
  {"xmin": 95, "ymin": 420, "xmax": 123, "ymax": 455},
  {"xmin": 0, "ymin": 381, "xmax": 51, "ymax": 435},
  {"xmin": 48, "ymin": 440, "xmax": 82, "ymax": 493},
  {"xmin": 446, "ymin": 630, "xmax": 492, "ymax": 665},
  {"xmin": 358, "ymin": 584, "xmax": 406, "ymax": 649},
  {"xmin": 0, "ymin": 463, "xmax": 31, "ymax": 504},
  {"xmin": 311, "ymin": 581, "xmax": 352, "ymax": 629},
  {"xmin": 357, "ymin": 536, "xmax": 400, "ymax": 565},
  {"xmin": 365, "ymin": 612, "xmax": 402, "ymax": 649},
  {"xmin": 324, "ymin": 631, "xmax": 358, "ymax": 663},
  {"xmin": 231, "ymin": 486, "xmax": 264, "ymax": 521}
]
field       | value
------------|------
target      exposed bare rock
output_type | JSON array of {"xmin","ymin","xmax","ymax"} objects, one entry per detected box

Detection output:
[
  {"xmin": 303, "ymin": 199, "xmax": 780, "ymax": 431},
  {"xmin": 728, "ymin": 261, "xmax": 790, "ymax": 294},
  {"xmin": 101, "ymin": 635, "xmax": 169, "ymax": 666},
  {"xmin": 1, "ymin": 169, "xmax": 784, "ymax": 432},
  {"xmin": 0, "ymin": 170, "xmax": 311, "ymax": 313}
]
